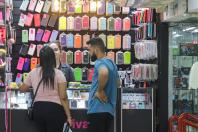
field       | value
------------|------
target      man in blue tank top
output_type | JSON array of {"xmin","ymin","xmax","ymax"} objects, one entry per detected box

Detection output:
[{"xmin": 86, "ymin": 37, "xmax": 120, "ymax": 132}]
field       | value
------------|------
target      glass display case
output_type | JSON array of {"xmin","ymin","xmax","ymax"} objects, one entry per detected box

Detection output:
[{"xmin": 168, "ymin": 23, "xmax": 198, "ymax": 117}]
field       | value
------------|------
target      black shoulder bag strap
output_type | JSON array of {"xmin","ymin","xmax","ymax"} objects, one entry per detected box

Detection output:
[{"xmin": 30, "ymin": 78, "xmax": 43, "ymax": 107}]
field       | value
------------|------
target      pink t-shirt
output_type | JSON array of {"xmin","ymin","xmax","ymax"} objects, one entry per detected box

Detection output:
[{"xmin": 24, "ymin": 67, "xmax": 66, "ymax": 105}]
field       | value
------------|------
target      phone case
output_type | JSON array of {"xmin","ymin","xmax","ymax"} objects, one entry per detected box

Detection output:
[
  {"xmin": 75, "ymin": 3, "xmax": 82, "ymax": 13},
  {"xmin": 74, "ymin": 16, "xmax": 82, "ymax": 31},
  {"xmin": 23, "ymin": 58, "xmax": 30, "ymax": 71},
  {"xmin": 49, "ymin": 30, "xmax": 59, "ymax": 42},
  {"xmin": 90, "ymin": 16, "xmax": 97, "ymax": 31},
  {"xmin": 66, "ymin": 51, "xmax": 73, "ymax": 64},
  {"xmin": 74, "ymin": 50, "xmax": 82, "ymax": 64},
  {"xmin": 51, "ymin": 0, "xmax": 59, "ymax": 12},
  {"xmin": 18, "ymin": 13, "xmax": 27, "ymax": 27},
  {"xmin": 20, "ymin": 0, "xmax": 29, "ymax": 11},
  {"xmin": 97, "ymin": 0, "xmax": 105, "ymax": 15},
  {"xmin": 124, "ymin": 51, "xmax": 131, "ymax": 64},
  {"xmin": 83, "ymin": 1, "xmax": 89, "ymax": 13},
  {"xmin": 98, "ymin": 34, "xmax": 106, "ymax": 46},
  {"xmin": 19, "ymin": 44, "xmax": 29, "ymax": 56},
  {"xmin": 67, "ymin": 16, "xmax": 74, "ymax": 31},
  {"xmin": 106, "ymin": 2, "xmax": 113, "ymax": 16},
  {"xmin": 24, "ymin": 13, "xmax": 33, "ymax": 27},
  {"xmin": 107, "ymin": 17, "xmax": 115, "ymax": 31},
  {"xmin": 83, "ymin": 34, "xmax": 90, "ymax": 48},
  {"xmin": 59, "ymin": 16, "xmax": 66, "ymax": 31},
  {"xmin": 59, "ymin": 32, "xmax": 67, "ymax": 47},
  {"xmin": 90, "ymin": 1, "xmax": 96, "ymax": 13},
  {"xmin": 88, "ymin": 68, "xmax": 94, "ymax": 82},
  {"xmin": 35, "ymin": 0, "xmax": 44, "ymax": 13},
  {"xmin": 28, "ymin": 43, "xmax": 36, "ymax": 56},
  {"xmin": 59, "ymin": 0, "xmax": 66, "ymax": 13},
  {"xmin": 115, "ymin": 34, "xmax": 121, "ymax": 49},
  {"xmin": 74, "ymin": 68, "xmax": 82, "ymax": 81},
  {"xmin": 35, "ymin": 28, "xmax": 44, "ymax": 42},
  {"xmin": 114, "ymin": 5, "xmax": 121, "ymax": 14},
  {"xmin": 66, "ymin": 33, "xmax": 74, "ymax": 48},
  {"xmin": 82, "ymin": 15, "xmax": 89, "ymax": 30},
  {"xmin": 116, "ymin": 51, "xmax": 124, "ymax": 65},
  {"xmin": 60, "ymin": 51, "xmax": 67, "ymax": 65},
  {"xmin": 98, "ymin": 17, "xmax": 106, "ymax": 31},
  {"xmin": 15, "ymin": 73, "xmax": 23, "ymax": 84},
  {"xmin": 37, "ymin": 44, "xmax": 43, "ymax": 57},
  {"xmin": 48, "ymin": 15, "xmax": 58, "ymax": 27},
  {"xmin": 23, "ymin": 73, "xmax": 29, "ymax": 81},
  {"xmin": 107, "ymin": 35, "xmax": 115, "ymax": 49},
  {"xmin": 29, "ymin": 28, "xmax": 35, "ymax": 41},
  {"xmin": 82, "ymin": 67, "xmax": 88, "ymax": 82},
  {"xmin": 82, "ymin": 50, "xmax": 89, "ymax": 64},
  {"xmin": 31, "ymin": 57, "xmax": 38, "ymax": 70},
  {"xmin": 74, "ymin": 34, "xmax": 82, "ymax": 48},
  {"xmin": 17, "ymin": 57, "xmax": 25, "ymax": 71},
  {"xmin": 67, "ymin": 1, "xmax": 75, "ymax": 14},
  {"xmin": 115, "ymin": 17, "xmax": 122, "ymax": 31},
  {"xmin": 22, "ymin": 30, "xmax": 28, "ymax": 43},
  {"xmin": 107, "ymin": 51, "xmax": 115, "ymax": 62},
  {"xmin": 34, "ymin": 14, "xmax": 41, "ymax": 27},
  {"xmin": 42, "ymin": 0, "xmax": 51, "ymax": 13},
  {"xmin": 123, "ymin": 34, "xmax": 131, "ymax": 50},
  {"xmin": 42, "ymin": 30, "xmax": 51, "ymax": 42},
  {"xmin": 41, "ymin": 14, "xmax": 50, "ymax": 27},
  {"xmin": 122, "ymin": 7, "xmax": 130, "ymax": 14},
  {"xmin": 123, "ymin": 17, "xmax": 131, "ymax": 31},
  {"xmin": 28, "ymin": 0, "xmax": 37, "ymax": 12}
]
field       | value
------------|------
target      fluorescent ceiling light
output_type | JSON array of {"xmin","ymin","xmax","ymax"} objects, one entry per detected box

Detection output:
[
  {"xmin": 173, "ymin": 34, "xmax": 182, "ymax": 38},
  {"xmin": 183, "ymin": 27, "xmax": 196, "ymax": 32}
]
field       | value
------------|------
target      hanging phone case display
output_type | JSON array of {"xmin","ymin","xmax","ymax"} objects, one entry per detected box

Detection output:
[
  {"xmin": 37, "ymin": 44, "xmax": 43, "ymax": 57},
  {"xmin": 29, "ymin": 28, "xmax": 35, "ymax": 41},
  {"xmin": 123, "ymin": 34, "xmax": 131, "ymax": 50},
  {"xmin": 18, "ymin": 13, "xmax": 26, "ymax": 27},
  {"xmin": 67, "ymin": 1, "xmax": 75, "ymax": 14},
  {"xmin": 35, "ymin": 0, "xmax": 44, "ymax": 13},
  {"xmin": 41, "ymin": 14, "xmax": 50, "ymax": 27},
  {"xmin": 58, "ymin": 16, "xmax": 66, "ymax": 31},
  {"xmin": 83, "ymin": 1, "xmax": 89, "ymax": 13},
  {"xmin": 42, "ymin": 0, "xmax": 51, "ymax": 13},
  {"xmin": 74, "ymin": 34, "xmax": 82, "ymax": 48},
  {"xmin": 59, "ymin": 32, "xmax": 67, "ymax": 47},
  {"xmin": 122, "ymin": 6, "xmax": 130, "ymax": 14},
  {"xmin": 98, "ymin": 17, "xmax": 106, "ymax": 31},
  {"xmin": 61, "ymin": 51, "xmax": 67, "ymax": 65},
  {"xmin": 23, "ymin": 58, "xmax": 30, "ymax": 71},
  {"xmin": 114, "ymin": 5, "xmax": 121, "ymax": 14},
  {"xmin": 88, "ymin": 68, "xmax": 94, "ymax": 82},
  {"xmin": 82, "ymin": 15, "xmax": 89, "ymax": 30},
  {"xmin": 107, "ymin": 17, "xmax": 115, "ymax": 31},
  {"xmin": 74, "ymin": 16, "xmax": 82, "ymax": 31},
  {"xmin": 67, "ymin": 16, "xmax": 74, "ymax": 31},
  {"xmin": 90, "ymin": 1, "xmax": 96, "ymax": 13},
  {"xmin": 83, "ymin": 34, "xmax": 90, "ymax": 48},
  {"xmin": 19, "ymin": 44, "xmax": 29, "ymax": 56},
  {"xmin": 74, "ymin": 68, "xmax": 82, "ymax": 81},
  {"xmin": 90, "ymin": 16, "xmax": 97, "ymax": 31},
  {"xmin": 115, "ymin": 34, "xmax": 121, "ymax": 49},
  {"xmin": 123, "ymin": 17, "xmax": 131, "ymax": 31},
  {"xmin": 75, "ymin": 3, "xmax": 82, "ymax": 14},
  {"xmin": 82, "ymin": 50, "xmax": 89, "ymax": 64},
  {"xmin": 66, "ymin": 33, "xmax": 74, "ymax": 48},
  {"xmin": 20, "ymin": 0, "xmax": 29, "ymax": 11},
  {"xmin": 124, "ymin": 51, "xmax": 131, "ymax": 64},
  {"xmin": 42, "ymin": 30, "xmax": 51, "ymax": 42},
  {"xmin": 51, "ymin": 0, "xmax": 59, "ymax": 12},
  {"xmin": 107, "ymin": 51, "xmax": 115, "ymax": 62},
  {"xmin": 116, "ymin": 51, "xmax": 124, "ymax": 65},
  {"xmin": 48, "ymin": 15, "xmax": 58, "ymax": 27},
  {"xmin": 24, "ymin": 13, "xmax": 33, "ymax": 27},
  {"xmin": 28, "ymin": 0, "xmax": 37, "ymax": 12},
  {"xmin": 49, "ymin": 30, "xmax": 59, "ymax": 42},
  {"xmin": 74, "ymin": 50, "xmax": 82, "ymax": 64},
  {"xmin": 36, "ymin": 29, "xmax": 44, "ymax": 42},
  {"xmin": 30, "ymin": 57, "xmax": 38, "ymax": 70},
  {"xmin": 107, "ymin": 35, "xmax": 115, "ymax": 49},
  {"xmin": 34, "ymin": 14, "xmax": 41, "ymax": 27},
  {"xmin": 66, "ymin": 50, "xmax": 73, "ymax": 64},
  {"xmin": 106, "ymin": 1, "xmax": 113, "ymax": 16},
  {"xmin": 22, "ymin": 30, "xmax": 28, "ymax": 43},
  {"xmin": 28, "ymin": 43, "xmax": 36, "ymax": 56},
  {"xmin": 82, "ymin": 67, "xmax": 88, "ymax": 82},
  {"xmin": 97, "ymin": 0, "xmax": 105, "ymax": 15},
  {"xmin": 59, "ymin": 0, "xmax": 66, "ymax": 13},
  {"xmin": 115, "ymin": 17, "xmax": 122, "ymax": 31}
]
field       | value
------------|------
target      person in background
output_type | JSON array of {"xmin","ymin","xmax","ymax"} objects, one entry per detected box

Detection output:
[
  {"xmin": 19, "ymin": 46, "xmax": 72, "ymax": 132},
  {"xmin": 49, "ymin": 41, "xmax": 75, "ymax": 84},
  {"xmin": 86, "ymin": 37, "xmax": 120, "ymax": 132}
]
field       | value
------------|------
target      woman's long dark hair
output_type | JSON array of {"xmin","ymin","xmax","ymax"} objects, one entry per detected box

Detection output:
[{"xmin": 39, "ymin": 46, "xmax": 56, "ymax": 89}]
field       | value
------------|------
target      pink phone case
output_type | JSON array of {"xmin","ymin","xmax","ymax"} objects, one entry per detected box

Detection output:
[
  {"xmin": 24, "ymin": 13, "xmax": 33, "ymax": 27},
  {"xmin": 17, "ymin": 57, "xmax": 25, "ymax": 71},
  {"xmin": 42, "ymin": 30, "xmax": 51, "ymax": 42}
]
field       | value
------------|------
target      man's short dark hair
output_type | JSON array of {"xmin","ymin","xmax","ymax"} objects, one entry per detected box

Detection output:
[{"xmin": 86, "ymin": 37, "xmax": 105, "ymax": 53}]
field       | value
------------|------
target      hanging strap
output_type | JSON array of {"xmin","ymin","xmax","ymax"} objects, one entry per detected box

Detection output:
[{"xmin": 30, "ymin": 78, "xmax": 43, "ymax": 107}]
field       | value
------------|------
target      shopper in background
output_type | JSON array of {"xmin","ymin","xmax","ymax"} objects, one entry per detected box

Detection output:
[
  {"xmin": 49, "ymin": 41, "xmax": 75, "ymax": 83},
  {"xmin": 19, "ymin": 46, "xmax": 72, "ymax": 132},
  {"xmin": 86, "ymin": 37, "xmax": 120, "ymax": 132}
]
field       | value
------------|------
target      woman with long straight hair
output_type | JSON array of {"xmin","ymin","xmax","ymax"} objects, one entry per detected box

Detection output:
[{"xmin": 19, "ymin": 46, "xmax": 72, "ymax": 132}]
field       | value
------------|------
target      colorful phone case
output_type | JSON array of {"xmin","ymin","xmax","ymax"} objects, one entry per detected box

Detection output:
[
  {"xmin": 28, "ymin": 0, "xmax": 37, "ymax": 12},
  {"xmin": 19, "ymin": 44, "xmax": 29, "ymax": 56},
  {"xmin": 74, "ymin": 16, "xmax": 82, "ymax": 31},
  {"xmin": 122, "ymin": 7, "xmax": 130, "ymax": 14},
  {"xmin": 123, "ymin": 17, "xmax": 131, "ymax": 31},
  {"xmin": 74, "ymin": 34, "xmax": 82, "ymax": 48},
  {"xmin": 35, "ymin": 0, "xmax": 44, "ymax": 13},
  {"xmin": 115, "ymin": 34, "xmax": 121, "ymax": 49},
  {"xmin": 114, "ymin": 5, "xmax": 121, "ymax": 14},
  {"xmin": 49, "ymin": 30, "xmax": 59, "ymax": 42},
  {"xmin": 75, "ymin": 3, "xmax": 82, "ymax": 13},
  {"xmin": 83, "ymin": 1, "xmax": 89, "ymax": 13},
  {"xmin": 82, "ymin": 15, "xmax": 89, "ymax": 30},
  {"xmin": 59, "ymin": 16, "xmax": 66, "ymax": 31},
  {"xmin": 66, "ymin": 33, "xmax": 74, "ymax": 48},
  {"xmin": 116, "ymin": 51, "xmax": 124, "ymax": 65},
  {"xmin": 23, "ymin": 73, "xmax": 29, "ymax": 81},
  {"xmin": 28, "ymin": 43, "xmax": 36, "ymax": 56},
  {"xmin": 107, "ymin": 51, "xmax": 115, "ymax": 62},
  {"xmin": 24, "ymin": 13, "xmax": 33, "ymax": 27},
  {"xmin": 42, "ymin": 30, "xmax": 51, "ymax": 42},
  {"xmin": 66, "ymin": 51, "xmax": 73, "ymax": 64},
  {"xmin": 18, "ymin": 13, "xmax": 27, "ymax": 27},
  {"xmin": 51, "ymin": 0, "xmax": 59, "ymax": 12},
  {"xmin": 37, "ymin": 44, "xmax": 43, "ymax": 57},
  {"xmin": 34, "ymin": 14, "xmax": 41, "ymax": 27},
  {"xmin": 90, "ymin": 1, "xmax": 96, "ymax": 13},
  {"xmin": 60, "ymin": 51, "xmax": 67, "ymax": 65},
  {"xmin": 42, "ymin": 0, "xmax": 51, "ymax": 13},
  {"xmin": 29, "ymin": 28, "xmax": 35, "ymax": 41},
  {"xmin": 98, "ymin": 17, "xmax": 106, "ymax": 31},
  {"xmin": 20, "ymin": 0, "xmax": 29, "ymax": 11},
  {"xmin": 15, "ymin": 73, "xmax": 23, "ymax": 84},
  {"xmin": 17, "ymin": 57, "xmax": 25, "ymax": 71},
  {"xmin": 124, "ymin": 51, "xmax": 131, "ymax": 64},
  {"xmin": 31, "ymin": 57, "xmax": 38, "ymax": 70},
  {"xmin": 59, "ymin": 0, "xmax": 66, "ymax": 13},
  {"xmin": 106, "ymin": 2, "xmax": 113, "ymax": 15},
  {"xmin": 23, "ymin": 58, "xmax": 30, "ymax": 71},
  {"xmin": 35, "ymin": 28, "xmax": 44, "ymax": 42},
  {"xmin": 59, "ymin": 32, "xmax": 67, "ymax": 47},
  {"xmin": 22, "ymin": 30, "xmax": 28, "ymax": 43},
  {"xmin": 107, "ymin": 35, "xmax": 115, "ymax": 49},
  {"xmin": 74, "ymin": 68, "xmax": 82, "ymax": 81},
  {"xmin": 83, "ymin": 34, "xmax": 90, "ymax": 48},
  {"xmin": 67, "ymin": 16, "xmax": 74, "ymax": 31},
  {"xmin": 88, "ymin": 68, "xmax": 94, "ymax": 82},
  {"xmin": 115, "ymin": 17, "xmax": 122, "ymax": 31},
  {"xmin": 82, "ymin": 50, "xmax": 89, "ymax": 64},
  {"xmin": 97, "ymin": 0, "xmax": 105, "ymax": 15},
  {"xmin": 74, "ymin": 50, "xmax": 82, "ymax": 64},
  {"xmin": 107, "ymin": 17, "xmax": 115, "ymax": 31},
  {"xmin": 67, "ymin": 1, "xmax": 75, "ymax": 14},
  {"xmin": 41, "ymin": 14, "xmax": 50, "ymax": 27},
  {"xmin": 48, "ymin": 15, "xmax": 58, "ymax": 27},
  {"xmin": 123, "ymin": 34, "xmax": 131, "ymax": 50},
  {"xmin": 90, "ymin": 16, "xmax": 98, "ymax": 31},
  {"xmin": 82, "ymin": 67, "xmax": 88, "ymax": 82}
]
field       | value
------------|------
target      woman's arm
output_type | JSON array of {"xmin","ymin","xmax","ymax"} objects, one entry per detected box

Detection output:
[{"xmin": 19, "ymin": 83, "xmax": 30, "ymax": 92}]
